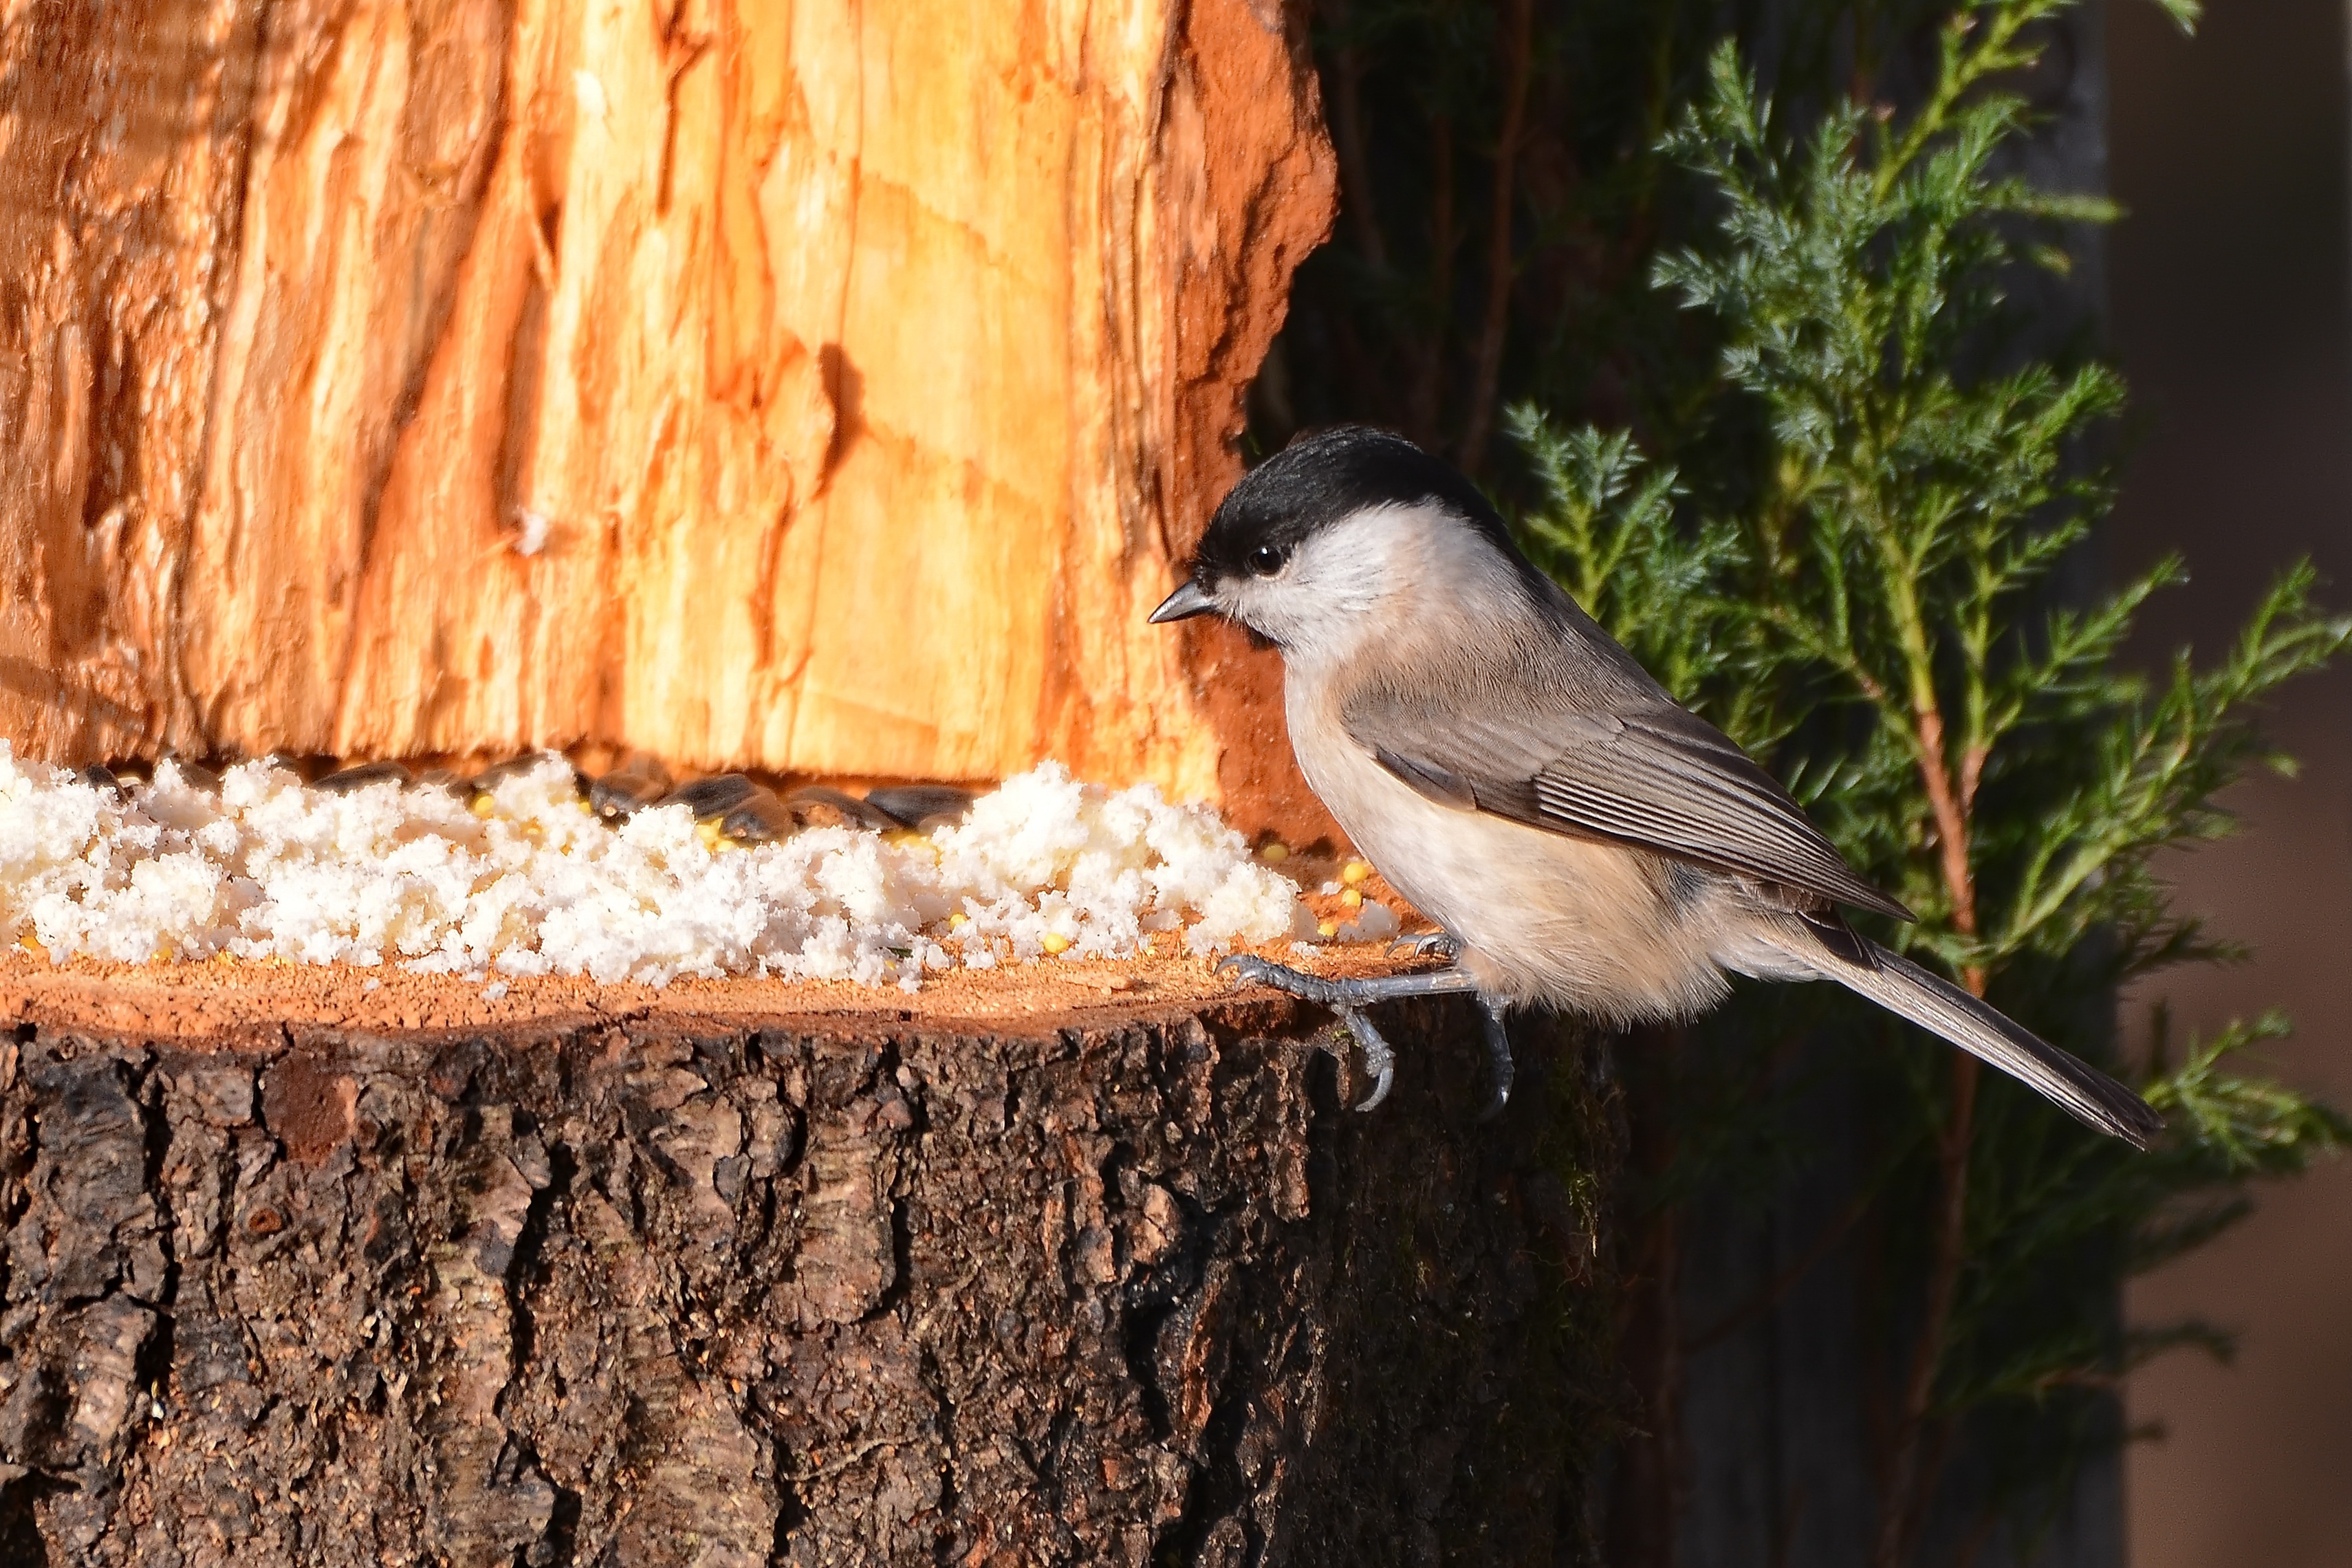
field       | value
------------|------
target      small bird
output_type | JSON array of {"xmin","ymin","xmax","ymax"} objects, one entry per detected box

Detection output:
[{"xmin": 1151, "ymin": 426, "xmax": 2161, "ymax": 1146}]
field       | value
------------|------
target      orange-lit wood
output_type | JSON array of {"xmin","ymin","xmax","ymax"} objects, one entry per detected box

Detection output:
[{"xmin": 0, "ymin": 0, "xmax": 1334, "ymax": 829}]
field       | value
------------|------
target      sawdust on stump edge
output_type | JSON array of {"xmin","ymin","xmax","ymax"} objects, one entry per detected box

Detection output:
[{"xmin": 0, "ymin": 942, "xmax": 1435, "ymax": 1052}]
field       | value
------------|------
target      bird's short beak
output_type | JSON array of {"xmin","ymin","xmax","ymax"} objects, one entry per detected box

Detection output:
[{"xmin": 1148, "ymin": 578, "xmax": 1217, "ymax": 624}]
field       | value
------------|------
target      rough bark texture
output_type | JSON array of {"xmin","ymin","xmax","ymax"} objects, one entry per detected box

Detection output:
[
  {"xmin": 0, "ymin": 0, "xmax": 1337, "ymax": 836},
  {"xmin": 0, "ymin": 987, "xmax": 1616, "ymax": 1565}
]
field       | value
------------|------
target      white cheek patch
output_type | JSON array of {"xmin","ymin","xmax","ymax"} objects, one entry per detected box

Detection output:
[
  {"xmin": 1233, "ymin": 501, "xmax": 1527, "ymax": 664},
  {"xmin": 1223, "ymin": 507, "xmax": 1422, "ymax": 660},
  {"xmin": 1286, "ymin": 510, "xmax": 1415, "ymax": 607}
]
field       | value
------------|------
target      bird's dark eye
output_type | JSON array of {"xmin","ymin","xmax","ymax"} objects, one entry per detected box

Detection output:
[{"xmin": 1245, "ymin": 544, "xmax": 1288, "ymax": 577}]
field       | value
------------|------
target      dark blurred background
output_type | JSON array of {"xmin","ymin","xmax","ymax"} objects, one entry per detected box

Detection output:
[{"xmin": 2104, "ymin": 1, "xmax": 2352, "ymax": 1564}]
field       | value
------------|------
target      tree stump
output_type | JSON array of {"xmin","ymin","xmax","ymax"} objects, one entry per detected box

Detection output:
[
  {"xmin": 0, "ymin": 962, "xmax": 1618, "ymax": 1564},
  {"xmin": 0, "ymin": 0, "xmax": 1338, "ymax": 838},
  {"xmin": 0, "ymin": 3, "xmax": 1624, "ymax": 1558}
]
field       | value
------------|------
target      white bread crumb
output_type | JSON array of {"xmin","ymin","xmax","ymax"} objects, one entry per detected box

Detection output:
[{"xmin": 0, "ymin": 750, "xmax": 1315, "ymax": 989}]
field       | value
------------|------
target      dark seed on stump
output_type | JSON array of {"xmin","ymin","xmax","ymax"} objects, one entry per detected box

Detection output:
[
  {"xmin": 591, "ymin": 755, "xmax": 675, "ymax": 820},
  {"xmin": 721, "ymin": 786, "xmax": 798, "ymax": 842},
  {"xmin": 863, "ymin": 784, "xmax": 978, "ymax": 830},
  {"xmin": 164, "ymin": 759, "xmax": 222, "ymax": 792},
  {"xmin": 785, "ymin": 785, "xmax": 897, "ymax": 832},
  {"xmin": 316, "ymin": 761, "xmax": 415, "ymax": 794},
  {"xmin": 79, "ymin": 764, "xmax": 121, "ymax": 795},
  {"xmin": 657, "ymin": 774, "xmax": 761, "ymax": 820},
  {"xmin": 472, "ymin": 754, "xmax": 589, "ymax": 800},
  {"xmin": 472, "ymin": 756, "xmax": 541, "ymax": 789}
]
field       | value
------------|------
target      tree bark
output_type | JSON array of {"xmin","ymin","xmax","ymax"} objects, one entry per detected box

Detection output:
[
  {"xmin": 0, "ymin": 975, "xmax": 1617, "ymax": 1565},
  {"xmin": 0, "ymin": 0, "xmax": 1338, "ymax": 839}
]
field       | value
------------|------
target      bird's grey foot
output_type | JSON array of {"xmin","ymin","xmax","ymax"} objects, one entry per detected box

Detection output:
[
  {"xmin": 1217, "ymin": 955, "xmax": 1485, "ymax": 1113},
  {"xmin": 1479, "ymin": 999, "xmax": 1516, "ymax": 1121},
  {"xmin": 1335, "ymin": 1007, "xmax": 1397, "ymax": 1111},
  {"xmin": 1215, "ymin": 954, "xmax": 1481, "ymax": 1008},
  {"xmin": 1384, "ymin": 930, "xmax": 1460, "ymax": 961},
  {"xmin": 1297, "ymin": 1007, "xmax": 1397, "ymax": 1111},
  {"xmin": 1216, "ymin": 954, "xmax": 1348, "ymax": 1007}
]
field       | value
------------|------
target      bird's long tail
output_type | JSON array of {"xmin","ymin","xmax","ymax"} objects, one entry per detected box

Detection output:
[{"xmin": 1792, "ymin": 935, "xmax": 2164, "ymax": 1148}]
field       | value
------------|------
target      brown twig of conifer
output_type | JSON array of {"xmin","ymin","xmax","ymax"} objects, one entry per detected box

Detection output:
[{"xmin": 1458, "ymin": 0, "xmax": 1534, "ymax": 475}]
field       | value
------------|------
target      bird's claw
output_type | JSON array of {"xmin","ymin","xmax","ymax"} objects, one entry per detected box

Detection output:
[
  {"xmin": 1384, "ymin": 931, "xmax": 1459, "ymax": 962},
  {"xmin": 1215, "ymin": 952, "xmax": 1343, "ymax": 1007},
  {"xmin": 1334, "ymin": 1007, "xmax": 1397, "ymax": 1111},
  {"xmin": 1478, "ymin": 1002, "xmax": 1515, "ymax": 1122},
  {"xmin": 1219, "ymin": 956, "xmax": 1395, "ymax": 1108},
  {"xmin": 1219, "ymin": 950, "xmax": 1506, "ymax": 1118}
]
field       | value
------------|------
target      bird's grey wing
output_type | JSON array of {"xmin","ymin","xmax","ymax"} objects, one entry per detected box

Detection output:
[{"xmin": 1343, "ymin": 679, "xmax": 1914, "ymax": 924}]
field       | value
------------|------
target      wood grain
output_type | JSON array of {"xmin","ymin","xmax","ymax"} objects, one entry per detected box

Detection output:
[{"xmin": 0, "ymin": 0, "xmax": 1335, "ymax": 830}]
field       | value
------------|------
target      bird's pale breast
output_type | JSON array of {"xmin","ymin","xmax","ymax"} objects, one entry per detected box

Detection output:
[{"xmin": 1285, "ymin": 670, "xmax": 1732, "ymax": 1023}]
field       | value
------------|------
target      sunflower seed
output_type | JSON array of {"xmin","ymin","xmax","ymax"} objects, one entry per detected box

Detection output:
[
  {"xmin": 864, "ymin": 784, "xmax": 978, "ymax": 831},
  {"xmin": 657, "ymin": 773, "xmax": 761, "ymax": 820},
  {"xmin": 721, "ymin": 786, "xmax": 798, "ymax": 842},
  {"xmin": 590, "ymin": 754, "xmax": 675, "ymax": 820},
  {"xmin": 316, "ymin": 761, "xmax": 413, "ymax": 794},
  {"xmin": 786, "ymin": 785, "xmax": 897, "ymax": 831}
]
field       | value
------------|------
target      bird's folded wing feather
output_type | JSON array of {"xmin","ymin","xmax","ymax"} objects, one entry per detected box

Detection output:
[{"xmin": 1344, "ymin": 679, "xmax": 1913, "ymax": 923}]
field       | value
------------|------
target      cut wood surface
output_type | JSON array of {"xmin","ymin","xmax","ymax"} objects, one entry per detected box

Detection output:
[
  {"xmin": 0, "ymin": 0, "xmax": 1337, "ymax": 835},
  {"xmin": 0, "ymin": 959, "xmax": 1615, "ymax": 1563}
]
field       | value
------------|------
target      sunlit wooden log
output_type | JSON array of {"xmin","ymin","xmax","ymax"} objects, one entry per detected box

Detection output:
[{"xmin": 0, "ymin": 0, "xmax": 1336, "ymax": 835}]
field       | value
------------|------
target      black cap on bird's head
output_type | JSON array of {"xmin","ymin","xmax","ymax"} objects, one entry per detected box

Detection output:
[{"xmin": 1148, "ymin": 426, "xmax": 1523, "ymax": 625}]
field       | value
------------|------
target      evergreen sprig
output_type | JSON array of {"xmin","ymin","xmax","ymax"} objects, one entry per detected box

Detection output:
[{"xmin": 1507, "ymin": 6, "xmax": 2346, "ymax": 1560}]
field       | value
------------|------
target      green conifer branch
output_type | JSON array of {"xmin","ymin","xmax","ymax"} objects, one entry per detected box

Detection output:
[{"xmin": 1510, "ymin": 2, "xmax": 2340, "ymax": 1556}]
